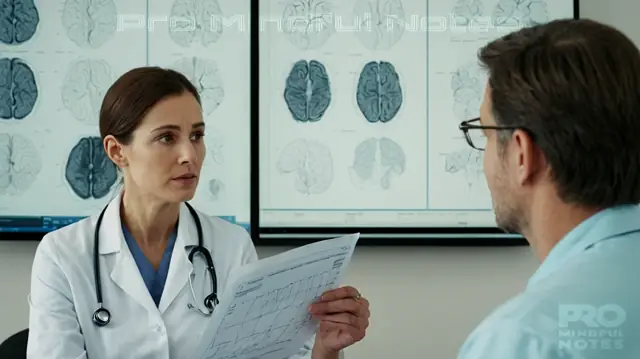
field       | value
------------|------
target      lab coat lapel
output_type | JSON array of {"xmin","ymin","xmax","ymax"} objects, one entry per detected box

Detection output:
[
  {"xmin": 110, "ymin": 246, "xmax": 158, "ymax": 312},
  {"xmin": 158, "ymin": 203, "xmax": 199, "ymax": 314},
  {"xmin": 100, "ymin": 192, "xmax": 158, "ymax": 313}
]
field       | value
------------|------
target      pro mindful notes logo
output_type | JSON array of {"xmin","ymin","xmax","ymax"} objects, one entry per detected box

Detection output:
[{"xmin": 558, "ymin": 304, "xmax": 626, "ymax": 351}]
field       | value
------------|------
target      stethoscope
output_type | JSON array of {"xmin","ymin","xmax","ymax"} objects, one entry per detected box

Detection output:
[{"xmin": 91, "ymin": 202, "xmax": 219, "ymax": 327}]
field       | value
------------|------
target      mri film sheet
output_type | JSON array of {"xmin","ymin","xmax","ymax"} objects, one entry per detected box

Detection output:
[
  {"xmin": 146, "ymin": 0, "xmax": 252, "ymax": 224},
  {"xmin": 1, "ymin": 0, "xmax": 148, "ymax": 56},
  {"xmin": 0, "ymin": 0, "xmax": 146, "ymax": 218},
  {"xmin": 426, "ymin": 35, "xmax": 493, "ymax": 210},
  {"xmin": 258, "ymin": 0, "xmax": 428, "ymax": 212}
]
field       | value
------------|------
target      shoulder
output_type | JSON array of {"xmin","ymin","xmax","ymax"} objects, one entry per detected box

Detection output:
[
  {"xmin": 458, "ymin": 290, "xmax": 575, "ymax": 359},
  {"xmin": 191, "ymin": 208, "xmax": 257, "ymax": 264},
  {"xmin": 198, "ymin": 212, "xmax": 251, "ymax": 241},
  {"xmin": 194, "ymin": 209, "xmax": 252, "ymax": 246},
  {"xmin": 34, "ymin": 215, "xmax": 98, "ymax": 267},
  {"xmin": 458, "ymin": 283, "xmax": 635, "ymax": 359},
  {"xmin": 30, "ymin": 215, "xmax": 99, "ymax": 293},
  {"xmin": 457, "ymin": 316, "xmax": 574, "ymax": 359}
]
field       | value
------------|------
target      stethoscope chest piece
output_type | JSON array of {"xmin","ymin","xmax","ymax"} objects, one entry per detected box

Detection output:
[{"xmin": 93, "ymin": 307, "xmax": 111, "ymax": 327}]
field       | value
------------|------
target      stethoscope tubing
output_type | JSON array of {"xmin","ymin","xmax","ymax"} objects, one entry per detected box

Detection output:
[{"xmin": 91, "ymin": 202, "xmax": 218, "ymax": 326}]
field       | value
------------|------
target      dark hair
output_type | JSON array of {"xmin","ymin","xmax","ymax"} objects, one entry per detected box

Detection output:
[
  {"xmin": 99, "ymin": 66, "xmax": 201, "ymax": 144},
  {"xmin": 478, "ymin": 18, "xmax": 640, "ymax": 208}
]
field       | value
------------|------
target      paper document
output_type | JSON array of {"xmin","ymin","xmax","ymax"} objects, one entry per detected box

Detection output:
[{"xmin": 192, "ymin": 233, "xmax": 360, "ymax": 359}]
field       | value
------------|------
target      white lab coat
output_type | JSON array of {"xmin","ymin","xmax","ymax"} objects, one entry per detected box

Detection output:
[{"xmin": 26, "ymin": 192, "xmax": 314, "ymax": 359}]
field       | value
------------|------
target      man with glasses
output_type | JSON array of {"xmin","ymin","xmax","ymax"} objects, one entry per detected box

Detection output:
[{"xmin": 455, "ymin": 19, "xmax": 640, "ymax": 359}]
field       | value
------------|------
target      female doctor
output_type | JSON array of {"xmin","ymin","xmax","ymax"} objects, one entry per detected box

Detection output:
[{"xmin": 26, "ymin": 67, "xmax": 370, "ymax": 359}]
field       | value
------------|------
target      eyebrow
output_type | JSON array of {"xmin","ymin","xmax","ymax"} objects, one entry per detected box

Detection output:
[{"xmin": 151, "ymin": 122, "xmax": 205, "ymax": 132}]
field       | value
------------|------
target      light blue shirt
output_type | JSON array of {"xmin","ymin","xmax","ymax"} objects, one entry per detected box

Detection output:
[
  {"xmin": 122, "ymin": 223, "xmax": 177, "ymax": 307},
  {"xmin": 457, "ymin": 204, "xmax": 640, "ymax": 359}
]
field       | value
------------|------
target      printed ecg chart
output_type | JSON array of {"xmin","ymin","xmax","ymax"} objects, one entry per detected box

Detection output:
[{"xmin": 193, "ymin": 233, "xmax": 360, "ymax": 359}]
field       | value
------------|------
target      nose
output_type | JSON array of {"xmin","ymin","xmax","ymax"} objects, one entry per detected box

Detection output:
[{"xmin": 178, "ymin": 141, "xmax": 198, "ymax": 164}]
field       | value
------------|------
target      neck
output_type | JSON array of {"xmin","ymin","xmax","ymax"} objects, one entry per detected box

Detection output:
[
  {"xmin": 521, "ymin": 188, "xmax": 600, "ymax": 262},
  {"xmin": 120, "ymin": 189, "xmax": 180, "ymax": 248}
]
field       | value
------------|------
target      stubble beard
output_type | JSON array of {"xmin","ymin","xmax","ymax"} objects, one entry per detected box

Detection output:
[
  {"xmin": 493, "ymin": 195, "xmax": 525, "ymax": 234},
  {"xmin": 491, "ymin": 170, "xmax": 525, "ymax": 234}
]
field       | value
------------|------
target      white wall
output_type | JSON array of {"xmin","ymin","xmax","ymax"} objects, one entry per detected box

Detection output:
[
  {"xmin": 581, "ymin": 0, "xmax": 640, "ymax": 44},
  {"xmin": 1, "ymin": 1, "xmax": 638, "ymax": 357}
]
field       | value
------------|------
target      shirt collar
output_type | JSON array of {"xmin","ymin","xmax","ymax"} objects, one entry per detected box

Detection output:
[{"xmin": 527, "ymin": 204, "xmax": 640, "ymax": 287}]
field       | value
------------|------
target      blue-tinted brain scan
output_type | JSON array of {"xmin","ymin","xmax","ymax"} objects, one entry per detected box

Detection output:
[
  {"xmin": 284, "ymin": 59, "xmax": 331, "ymax": 123},
  {"xmin": 349, "ymin": 137, "xmax": 405, "ymax": 190},
  {"xmin": 169, "ymin": 0, "xmax": 224, "ymax": 47},
  {"xmin": 493, "ymin": 0, "xmax": 549, "ymax": 27},
  {"xmin": 353, "ymin": 0, "xmax": 405, "ymax": 51},
  {"xmin": 0, "ymin": 57, "xmax": 38, "ymax": 120},
  {"xmin": 276, "ymin": 138, "xmax": 333, "ymax": 195},
  {"xmin": 356, "ymin": 61, "xmax": 403, "ymax": 123},
  {"xmin": 65, "ymin": 136, "xmax": 118, "ymax": 199},
  {"xmin": 0, "ymin": 0, "xmax": 40, "ymax": 44},
  {"xmin": 282, "ymin": 0, "xmax": 335, "ymax": 50},
  {"xmin": 0, "ymin": 132, "xmax": 42, "ymax": 196},
  {"xmin": 62, "ymin": 0, "xmax": 118, "ymax": 49}
]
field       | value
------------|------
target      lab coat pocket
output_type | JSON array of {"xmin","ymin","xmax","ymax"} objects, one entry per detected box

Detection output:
[{"xmin": 97, "ymin": 308, "xmax": 158, "ymax": 359}]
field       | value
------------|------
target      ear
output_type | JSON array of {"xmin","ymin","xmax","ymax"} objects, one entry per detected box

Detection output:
[
  {"xmin": 103, "ymin": 135, "xmax": 128, "ymax": 168},
  {"xmin": 511, "ymin": 129, "xmax": 540, "ymax": 186}
]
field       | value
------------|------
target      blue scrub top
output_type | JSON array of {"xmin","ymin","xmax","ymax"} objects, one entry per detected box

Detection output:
[{"xmin": 122, "ymin": 223, "xmax": 177, "ymax": 307}]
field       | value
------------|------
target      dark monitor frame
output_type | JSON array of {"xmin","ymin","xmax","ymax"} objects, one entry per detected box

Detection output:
[{"xmin": 251, "ymin": 0, "xmax": 581, "ymax": 246}]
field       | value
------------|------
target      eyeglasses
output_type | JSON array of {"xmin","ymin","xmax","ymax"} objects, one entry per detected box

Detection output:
[{"xmin": 458, "ymin": 117, "xmax": 529, "ymax": 151}]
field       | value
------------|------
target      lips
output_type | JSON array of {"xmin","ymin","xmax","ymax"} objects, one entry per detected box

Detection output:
[{"xmin": 174, "ymin": 173, "xmax": 196, "ymax": 180}]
